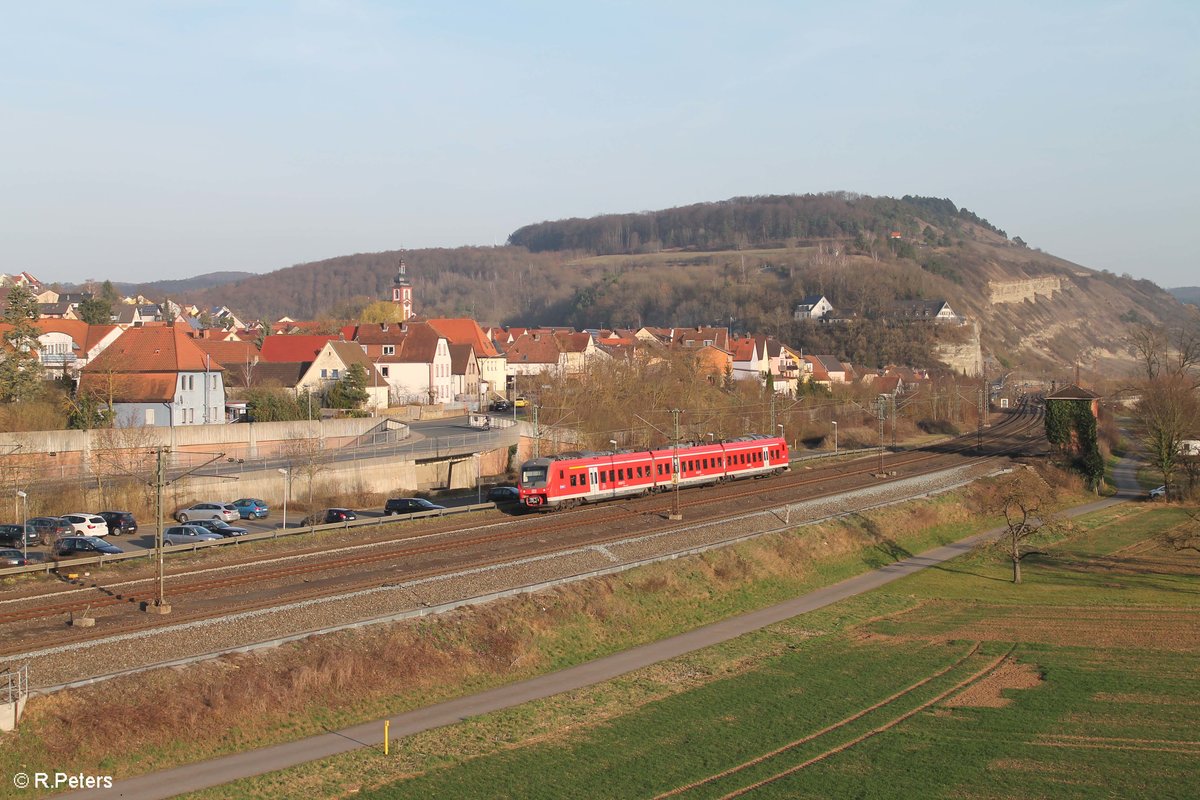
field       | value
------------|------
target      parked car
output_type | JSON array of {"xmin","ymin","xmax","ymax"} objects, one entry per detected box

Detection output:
[
  {"xmin": 174, "ymin": 502, "xmax": 240, "ymax": 523},
  {"xmin": 486, "ymin": 486, "xmax": 520, "ymax": 504},
  {"xmin": 0, "ymin": 524, "xmax": 37, "ymax": 549},
  {"xmin": 323, "ymin": 508, "xmax": 358, "ymax": 523},
  {"xmin": 1149, "ymin": 485, "xmax": 1167, "ymax": 500},
  {"xmin": 27, "ymin": 516, "xmax": 72, "ymax": 541},
  {"xmin": 514, "ymin": 396, "xmax": 529, "ymax": 408},
  {"xmin": 232, "ymin": 498, "xmax": 270, "ymax": 519},
  {"xmin": 384, "ymin": 497, "xmax": 445, "ymax": 515},
  {"xmin": 98, "ymin": 511, "xmax": 138, "ymax": 536},
  {"xmin": 189, "ymin": 519, "xmax": 249, "ymax": 538},
  {"xmin": 0, "ymin": 547, "xmax": 31, "ymax": 567},
  {"xmin": 162, "ymin": 525, "xmax": 225, "ymax": 545},
  {"xmin": 53, "ymin": 536, "xmax": 124, "ymax": 558},
  {"xmin": 490, "ymin": 399, "xmax": 512, "ymax": 412},
  {"xmin": 61, "ymin": 513, "xmax": 108, "ymax": 537}
]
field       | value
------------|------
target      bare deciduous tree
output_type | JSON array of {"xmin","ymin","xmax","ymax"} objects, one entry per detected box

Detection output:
[
  {"xmin": 1137, "ymin": 374, "xmax": 1200, "ymax": 501},
  {"xmin": 988, "ymin": 468, "xmax": 1060, "ymax": 584},
  {"xmin": 279, "ymin": 427, "xmax": 327, "ymax": 508}
]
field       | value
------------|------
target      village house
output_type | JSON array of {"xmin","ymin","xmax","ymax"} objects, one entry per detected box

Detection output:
[
  {"xmin": 793, "ymin": 294, "xmax": 835, "ymax": 321},
  {"xmin": 78, "ymin": 325, "xmax": 227, "ymax": 427}
]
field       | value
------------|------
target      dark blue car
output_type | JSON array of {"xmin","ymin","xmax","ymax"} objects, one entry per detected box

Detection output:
[{"xmin": 232, "ymin": 498, "xmax": 270, "ymax": 519}]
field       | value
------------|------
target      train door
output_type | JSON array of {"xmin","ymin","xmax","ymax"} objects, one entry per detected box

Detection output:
[
  {"xmin": 588, "ymin": 466, "xmax": 600, "ymax": 497},
  {"xmin": 762, "ymin": 445, "xmax": 770, "ymax": 468}
]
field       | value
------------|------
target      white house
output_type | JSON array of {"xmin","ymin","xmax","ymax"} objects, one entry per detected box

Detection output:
[{"xmin": 794, "ymin": 294, "xmax": 835, "ymax": 320}]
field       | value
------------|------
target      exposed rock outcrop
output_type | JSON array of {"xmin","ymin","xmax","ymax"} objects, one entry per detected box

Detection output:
[{"xmin": 988, "ymin": 277, "xmax": 1065, "ymax": 304}]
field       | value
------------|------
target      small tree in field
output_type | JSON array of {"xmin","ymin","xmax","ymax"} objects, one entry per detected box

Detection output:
[{"xmin": 989, "ymin": 468, "xmax": 1060, "ymax": 584}]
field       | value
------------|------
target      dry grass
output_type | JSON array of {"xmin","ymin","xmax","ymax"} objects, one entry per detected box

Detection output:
[{"xmin": 5, "ymin": 485, "xmax": 1026, "ymax": 778}]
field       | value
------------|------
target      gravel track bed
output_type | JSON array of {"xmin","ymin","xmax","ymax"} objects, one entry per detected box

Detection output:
[{"xmin": 19, "ymin": 461, "xmax": 999, "ymax": 691}]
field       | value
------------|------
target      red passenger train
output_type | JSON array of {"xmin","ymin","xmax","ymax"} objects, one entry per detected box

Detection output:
[{"xmin": 517, "ymin": 434, "xmax": 789, "ymax": 510}]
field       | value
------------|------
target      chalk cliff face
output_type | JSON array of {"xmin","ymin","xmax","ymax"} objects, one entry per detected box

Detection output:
[
  {"xmin": 933, "ymin": 321, "xmax": 982, "ymax": 376},
  {"xmin": 988, "ymin": 277, "xmax": 1064, "ymax": 304}
]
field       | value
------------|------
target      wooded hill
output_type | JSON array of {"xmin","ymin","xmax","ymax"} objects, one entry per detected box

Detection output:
[{"xmin": 190, "ymin": 193, "xmax": 1198, "ymax": 374}]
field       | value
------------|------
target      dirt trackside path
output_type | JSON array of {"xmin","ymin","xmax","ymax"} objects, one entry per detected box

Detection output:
[{"xmin": 63, "ymin": 461, "xmax": 1139, "ymax": 800}]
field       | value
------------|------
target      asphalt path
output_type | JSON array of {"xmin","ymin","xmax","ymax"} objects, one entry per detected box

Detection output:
[{"xmin": 61, "ymin": 457, "xmax": 1147, "ymax": 800}]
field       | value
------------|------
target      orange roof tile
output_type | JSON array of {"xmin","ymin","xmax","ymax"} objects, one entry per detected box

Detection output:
[
  {"xmin": 83, "ymin": 326, "xmax": 225, "ymax": 374},
  {"xmin": 259, "ymin": 334, "xmax": 338, "ymax": 363},
  {"xmin": 427, "ymin": 318, "xmax": 501, "ymax": 358}
]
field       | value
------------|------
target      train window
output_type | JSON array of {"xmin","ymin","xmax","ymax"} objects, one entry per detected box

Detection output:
[
  {"xmin": 570, "ymin": 475, "xmax": 578, "ymax": 487},
  {"xmin": 702, "ymin": 458, "xmax": 708, "ymax": 469},
  {"xmin": 581, "ymin": 473, "xmax": 588, "ymax": 487}
]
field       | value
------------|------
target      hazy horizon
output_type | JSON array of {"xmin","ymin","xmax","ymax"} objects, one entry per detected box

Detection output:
[{"xmin": 3, "ymin": 2, "xmax": 1196, "ymax": 290}]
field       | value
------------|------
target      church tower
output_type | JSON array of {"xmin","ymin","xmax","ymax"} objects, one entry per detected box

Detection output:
[{"xmin": 391, "ymin": 253, "xmax": 414, "ymax": 320}]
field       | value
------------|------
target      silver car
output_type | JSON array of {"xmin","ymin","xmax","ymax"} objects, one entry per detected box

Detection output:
[
  {"xmin": 174, "ymin": 502, "xmax": 240, "ymax": 523},
  {"xmin": 162, "ymin": 525, "xmax": 224, "ymax": 546}
]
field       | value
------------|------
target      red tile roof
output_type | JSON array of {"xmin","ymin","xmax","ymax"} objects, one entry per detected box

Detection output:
[
  {"xmin": 83, "ymin": 325, "xmax": 226, "ymax": 374},
  {"xmin": 79, "ymin": 373, "xmax": 177, "ymax": 403},
  {"xmin": 259, "ymin": 334, "xmax": 338, "ymax": 363},
  {"xmin": 193, "ymin": 339, "xmax": 260, "ymax": 369},
  {"xmin": 427, "ymin": 318, "xmax": 502, "ymax": 358}
]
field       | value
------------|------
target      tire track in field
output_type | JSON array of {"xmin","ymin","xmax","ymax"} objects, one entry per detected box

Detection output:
[
  {"xmin": 711, "ymin": 646, "xmax": 1018, "ymax": 799},
  {"xmin": 652, "ymin": 641, "xmax": 986, "ymax": 799}
]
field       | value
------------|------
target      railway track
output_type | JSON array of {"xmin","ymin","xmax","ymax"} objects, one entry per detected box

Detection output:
[{"xmin": 0, "ymin": 408, "xmax": 1044, "ymax": 658}]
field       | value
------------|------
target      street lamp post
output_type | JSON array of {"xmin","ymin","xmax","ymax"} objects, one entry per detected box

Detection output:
[
  {"xmin": 776, "ymin": 423, "xmax": 784, "ymax": 444},
  {"xmin": 474, "ymin": 453, "xmax": 481, "ymax": 505},
  {"xmin": 832, "ymin": 421, "xmax": 838, "ymax": 456},
  {"xmin": 278, "ymin": 468, "xmax": 289, "ymax": 530},
  {"xmin": 16, "ymin": 490, "xmax": 27, "ymax": 562}
]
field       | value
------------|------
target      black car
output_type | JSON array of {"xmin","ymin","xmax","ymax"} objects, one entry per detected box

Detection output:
[
  {"xmin": 486, "ymin": 486, "xmax": 520, "ymax": 504},
  {"xmin": 490, "ymin": 399, "xmax": 512, "ymax": 412},
  {"xmin": 98, "ymin": 511, "xmax": 138, "ymax": 536},
  {"xmin": 0, "ymin": 523, "xmax": 37, "ymax": 548},
  {"xmin": 27, "ymin": 517, "xmax": 72, "ymax": 541},
  {"xmin": 0, "ymin": 547, "xmax": 31, "ymax": 566},
  {"xmin": 189, "ymin": 519, "xmax": 249, "ymax": 537},
  {"xmin": 384, "ymin": 497, "xmax": 446, "ymax": 515},
  {"xmin": 53, "ymin": 536, "xmax": 124, "ymax": 558},
  {"xmin": 324, "ymin": 508, "xmax": 358, "ymax": 523}
]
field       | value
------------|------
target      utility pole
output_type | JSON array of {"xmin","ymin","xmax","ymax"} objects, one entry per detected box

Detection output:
[
  {"xmin": 890, "ymin": 393, "xmax": 897, "ymax": 448},
  {"xmin": 769, "ymin": 392, "xmax": 776, "ymax": 434},
  {"xmin": 533, "ymin": 404, "xmax": 540, "ymax": 459},
  {"xmin": 978, "ymin": 360, "xmax": 987, "ymax": 450},
  {"xmin": 669, "ymin": 408, "xmax": 682, "ymax": 520},
  {"xmin": 877, "ymin": 396, "xmax": 886, "ymax": 473},
  {"xmin": 977, "ymin": 386, "xmax": 985, "ymax": 449},
  {"xmin": 151, "ymin": 446, "xmax": 170, "ymax": 614}
]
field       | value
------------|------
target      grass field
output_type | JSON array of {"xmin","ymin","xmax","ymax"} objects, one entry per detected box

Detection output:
[{"xmin": 188, "ymin": 503, "xmax": 1200, "ymax": 800}]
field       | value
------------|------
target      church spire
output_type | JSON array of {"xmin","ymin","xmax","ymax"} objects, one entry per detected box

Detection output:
[{"xmin": 391, "ymin": 251, "xmax": 414, "ymax": 320}]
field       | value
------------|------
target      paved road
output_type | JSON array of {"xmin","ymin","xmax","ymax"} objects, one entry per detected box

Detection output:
[{"xmin": 62, "ymin": 457, "xmax": 1145, "ymax": 799}]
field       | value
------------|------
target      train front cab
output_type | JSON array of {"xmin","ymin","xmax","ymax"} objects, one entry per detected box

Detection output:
[{"xmin": 518, "ymin": 458, "xmax": 552, "ymax": 508}]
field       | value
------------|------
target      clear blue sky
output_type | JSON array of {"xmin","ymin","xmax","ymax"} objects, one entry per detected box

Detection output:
[{"xmin": 2, "ymin": 1, "xmax": 1197, "ymax": 288}]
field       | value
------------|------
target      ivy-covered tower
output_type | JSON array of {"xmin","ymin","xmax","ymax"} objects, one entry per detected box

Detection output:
[{"xmin": 1044, "ymin": 384, "xmax": 1103, "ymax": 490}]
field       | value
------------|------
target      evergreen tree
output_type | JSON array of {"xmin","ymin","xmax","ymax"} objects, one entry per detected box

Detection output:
[
  {"xmin": 77, "ymin": 295, "xmax": 114, "ymax": 324},
  {"xmin": 0, "ymin": 285, "xmax": 45, "ymax": 402},
  {"xmin": 327, "ymin": 363, "xmax": 370, "ymax": 409}
]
